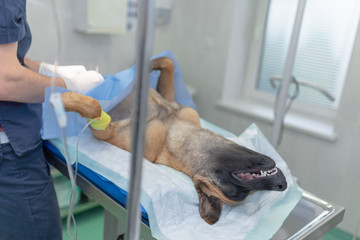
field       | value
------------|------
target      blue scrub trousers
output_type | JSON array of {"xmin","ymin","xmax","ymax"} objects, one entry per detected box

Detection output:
[{"xmin": 0, "ymin": 143, "xmax": 62, "ymax": 240}]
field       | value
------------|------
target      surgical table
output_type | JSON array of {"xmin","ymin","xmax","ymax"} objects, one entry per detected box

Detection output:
[{"xmin": 44, "ymin": 141, "xmax": 344, "ymax": 240}]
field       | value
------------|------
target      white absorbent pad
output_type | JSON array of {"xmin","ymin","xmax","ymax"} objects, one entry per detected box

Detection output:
[{"xmin": 50, "ymin": 122, "xmax": 303, "ymax": 240}]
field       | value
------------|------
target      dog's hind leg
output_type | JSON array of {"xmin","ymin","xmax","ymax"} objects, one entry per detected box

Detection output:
[{"xmin": 151, "ymin": 57, "xmax": 175, "ymax": 102}]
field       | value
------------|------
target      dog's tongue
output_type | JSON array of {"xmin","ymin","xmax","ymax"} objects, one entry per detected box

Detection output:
[{"xmin": 236, "ymin": 173, "xmax": 254, "ymax": 181}]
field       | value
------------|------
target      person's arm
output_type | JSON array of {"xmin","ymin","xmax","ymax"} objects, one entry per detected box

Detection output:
[
  {"xmin": 0, "ymin": 42, "xmax": 66, "ymax": 103},
  {"xmin": 24, "ymin": 57, "xmax": 41, "ymax": 73}
]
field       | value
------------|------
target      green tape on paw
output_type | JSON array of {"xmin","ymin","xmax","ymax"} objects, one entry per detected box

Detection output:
[{"xmin": 88, "ymin": 111, "xmax": 111, "ymax": 130}]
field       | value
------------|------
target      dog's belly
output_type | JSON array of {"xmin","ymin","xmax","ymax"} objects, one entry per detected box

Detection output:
[{"xmin": 105, "ymin": 87, "xmax": 202, "ymax": 176}]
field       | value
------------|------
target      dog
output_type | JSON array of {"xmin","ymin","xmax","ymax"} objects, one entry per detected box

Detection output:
[{"xmin": 61, "ymin": 57, "xmax": 287, "ymax": 225}]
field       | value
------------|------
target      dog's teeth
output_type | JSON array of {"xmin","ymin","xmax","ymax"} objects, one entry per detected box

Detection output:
[{"xmin": 269, "ymin": 168, "xmax": 278, "ymax": 175}]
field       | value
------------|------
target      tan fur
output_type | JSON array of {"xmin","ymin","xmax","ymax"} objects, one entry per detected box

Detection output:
[
  {"xmin": 177, "ymin": 107, "xmax": 201, "ymax": 126},
  {"xmin": 193, "ymin": 176, "xmax": 238, "ymax": 204},
  {"xmin": 144, "ymin": 120, "xmax": 167, "ymax": 163},
  {"xmin": 61, "ymin": 92, "xmax": 101, "ymax": 119},
  {"xmin": 152, "ymin": 57, "xmax": 175, "ymax": 101}
]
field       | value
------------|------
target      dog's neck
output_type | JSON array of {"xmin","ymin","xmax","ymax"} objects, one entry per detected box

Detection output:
[{"xmin": 163, "ymin": 120, "xmax": 231, "ymax": 177}]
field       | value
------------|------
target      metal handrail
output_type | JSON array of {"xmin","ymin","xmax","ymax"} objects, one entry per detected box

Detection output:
[
  {"xmin": 271, "ymin": 0, "xmax": 307, "ymax": 147},
  {"xmin": 270, "ymin": 75, "xmax": 335, "ymax": 102}
]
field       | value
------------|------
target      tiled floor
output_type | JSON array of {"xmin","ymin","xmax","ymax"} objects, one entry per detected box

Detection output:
[
  {"xmin": 62, "ymin": 206, "xmax": 357, "ymax": 240},
  {"xmin": 62, "ymin": 207, "xmax": 104, "ymax": 240},
  {"xmin": 324, "ymin": 228, "xmax": 359, "ymax": 240}
]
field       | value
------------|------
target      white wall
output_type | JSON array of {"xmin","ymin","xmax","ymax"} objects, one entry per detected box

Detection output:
[
  {"xmin": 154, "ymin": 0, "xmax": 236, "ymax": 120},
  {"xmin": 26, "ymin": 0, "xmax": 360, "ymax": 236},
  {"xmin": 26, "ymin": 0, "xmax": 137, "ymax": 74}
]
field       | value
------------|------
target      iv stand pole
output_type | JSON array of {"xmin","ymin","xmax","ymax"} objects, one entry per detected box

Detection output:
[
  {"xmin": 271, "ymin": 0, "xmax": 307, "ymax": 147},
  {"xmin": 126, "ymin": 0, "xmax": 156, "ymax": 240}
]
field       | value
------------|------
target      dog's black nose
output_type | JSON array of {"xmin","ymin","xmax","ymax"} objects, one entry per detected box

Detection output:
[
  {"xmin": 273, "ymin": 178, "xmax": 287, "ymax": 191},
  {"xmin": 270, "ymin": 168, "xmax": 287, "ymax": 191},
  {"xmin": 273, "ymin": 183, "xmax": 286, "ymax": 191}
]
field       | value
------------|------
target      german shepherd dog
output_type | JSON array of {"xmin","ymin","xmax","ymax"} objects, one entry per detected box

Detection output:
[{"xmin": 61, "ymin": 57, "xmax": 287, "ymax": 225}]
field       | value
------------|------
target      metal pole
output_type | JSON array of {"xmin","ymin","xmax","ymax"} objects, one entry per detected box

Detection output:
[
  {"xmin": 126, "ymin": 1, "xmax": 155, "ymax": 240},
  {"xmin": 271, "ymin": 0, "xmax": 307, "ymax": 147}
]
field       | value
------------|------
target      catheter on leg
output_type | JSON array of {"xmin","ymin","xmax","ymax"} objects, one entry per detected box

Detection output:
[{"xmin": 61, "ymin": 92, "xmax": 111, "ymax": 132}]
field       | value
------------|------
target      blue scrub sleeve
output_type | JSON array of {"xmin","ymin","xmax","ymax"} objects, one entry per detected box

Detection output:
[{"xmin": 0, "ymin": 0, "xmax": 27, "ymax": 44}]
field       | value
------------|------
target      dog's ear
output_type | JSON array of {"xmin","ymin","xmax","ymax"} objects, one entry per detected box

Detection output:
[{"xmin": 195, "ymin": 179, "xmax": 222, "ymax": 225}]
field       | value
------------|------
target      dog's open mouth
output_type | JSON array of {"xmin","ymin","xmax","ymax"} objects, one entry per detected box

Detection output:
[{"xmin": 232, "ymin": 167, "xmax": 278, "ymax": 181}]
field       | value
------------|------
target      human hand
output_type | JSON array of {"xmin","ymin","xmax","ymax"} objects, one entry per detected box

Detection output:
[
  {"xmin": 38, "ymin": 62, "xmax": 104, "ymax": 94},
  {"xmin": 62, "ymin": 70, "xmax": 104, "ymax": 94},
  {"xmin": 38, "ymin": 62, "xmax": 87, "ymax": 79}
]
